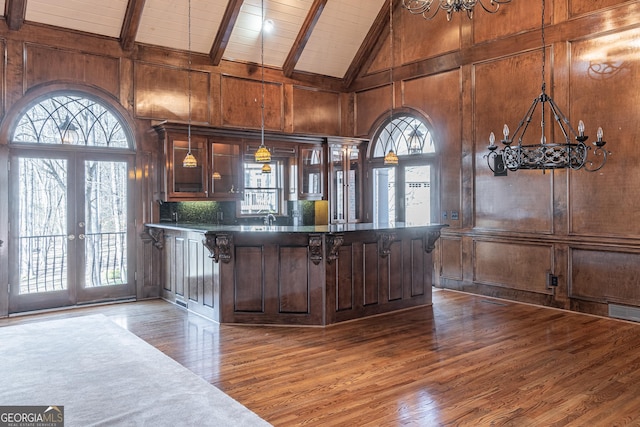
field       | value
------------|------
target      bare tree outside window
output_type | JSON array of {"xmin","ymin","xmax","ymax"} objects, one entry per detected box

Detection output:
[{"xmin": 13, "ymin": 94, "xmax": 131, "ymax": 294}]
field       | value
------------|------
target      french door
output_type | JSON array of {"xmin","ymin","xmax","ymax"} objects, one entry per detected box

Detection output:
[{"xmin": 8, "ymin": 149, "xmax": 135, "ymax": 313}]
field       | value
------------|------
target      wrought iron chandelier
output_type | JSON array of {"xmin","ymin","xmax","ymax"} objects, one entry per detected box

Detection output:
[
  {"xmin": 402, "ymin": 0, "xmax": 512, "ymax": 21},
  {"xmin": 485, "ymin": 0, "xmax": 608, "ymax": 174},
  {"xmin": 254, "ymin": 0, "xmax": 272, "ymax": 165}
]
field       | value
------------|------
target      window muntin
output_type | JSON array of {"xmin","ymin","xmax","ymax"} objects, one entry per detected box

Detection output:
[
  {"xmin": 373, "ymin": 115, "xmax": 434, "ymax": 158},
  {"xmin": 12, "ymin": 94, "xmax": 130, "ymax": 149},
  {"xmin": 241, "ymin": 160, "xmax": 284, "ymax": 215}
]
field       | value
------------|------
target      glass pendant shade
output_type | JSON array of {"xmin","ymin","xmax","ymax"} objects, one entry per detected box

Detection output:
[
  {"xmin": 183, "ymin": 151, "xmax": 198, "ymax": 168},
  {"xmin": 212, "ymin": 171, "xmax": 222, "ymax": 180},
  {"xmin": 384, "ymin": 149, "xmax": 399, "ymax": 166},
  {"xmin": 261, "ymin": 163, "xmax": 271, "ymax": 174},
  {"xmin": 255, "ymin": 144, "xmax": 271, "ymax": 162}
]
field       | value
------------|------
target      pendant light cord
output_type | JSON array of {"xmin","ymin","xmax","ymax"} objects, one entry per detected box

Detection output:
[
  {"xmin": 188, "ymin": 0, "xmax": 192, "ymax": 151},
  {"xmin": 261, "ymin": 0, "xmax": 265, "ymax": 146}
]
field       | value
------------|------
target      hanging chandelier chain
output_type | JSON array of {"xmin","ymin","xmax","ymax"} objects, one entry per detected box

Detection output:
[{"xmin": 540, "ymin": 0, "xmax": 545, "ymax": 92}]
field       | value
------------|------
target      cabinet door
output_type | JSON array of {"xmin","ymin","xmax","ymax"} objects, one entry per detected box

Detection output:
[
  {"xmin": 211, "ymin": 142, "xmax": 241, "ymax": 199},
  {"xmin": 329, "ymin": 144, "xmax": 362, "ymax": 224},
  {"xmin": 167, "ymin": 135, "xmax": 208, "ymax": 199},
  {"xmin": 299, "ymin": 146, "xmax": 324, "ymax": 200},
  {"xmin": 330, "ymin": 146, "xmax": 345, "ymax": 222}
]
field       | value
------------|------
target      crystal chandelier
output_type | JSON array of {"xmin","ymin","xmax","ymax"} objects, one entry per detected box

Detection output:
[
  {"xmin": 254, "ymin": 0, "xmax": 271, "ymax": 164},
  {"xmin": 485, "ymin": 0, "xmax": 608, "ymax": 174},
  {"xmin": 402, "ymin": 0, "xmax": 512, "ymax": 21}
]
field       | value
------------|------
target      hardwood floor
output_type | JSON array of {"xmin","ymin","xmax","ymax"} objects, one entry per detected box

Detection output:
[{"xmin": 3, "ymin": 289, "xmax": 640, "ymax": 426}]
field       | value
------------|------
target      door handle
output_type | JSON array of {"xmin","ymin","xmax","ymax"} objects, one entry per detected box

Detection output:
[{"xmin": 67, "ymin": 234, "xmax": 75, "ymax": 241}]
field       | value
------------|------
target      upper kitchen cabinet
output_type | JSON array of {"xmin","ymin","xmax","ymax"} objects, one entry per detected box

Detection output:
[
  {"xmin": 299, "ymin": 144, "xmax": 325, "ymax": 201},
  {"xmin": 211, "ymin": 142, "xmax": 242, "ymax": 199},
  {"xmin": 328, "ymin": 138, "xmax": 367, "ymax": 224},
  {"xmin": 164, "ymin": 132, "xmax": 209, "ymax": 200}
]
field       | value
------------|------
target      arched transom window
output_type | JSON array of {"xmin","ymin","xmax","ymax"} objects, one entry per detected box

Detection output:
[
  {"xmin": 373, "ymin": 114, "xmax": 435, "ymax": 158},
  {"xmin": 370, "ymin": 113, "xmax": 437, "ymax": 226},
  {"xmin": 12, "ymin": 94, "xmax": 131, "ymax": 149}
]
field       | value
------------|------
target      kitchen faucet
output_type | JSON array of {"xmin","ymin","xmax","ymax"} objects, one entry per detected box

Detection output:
[{"xmin": 263, "ymin": 213, "xmax": 276, "ymax": 227}]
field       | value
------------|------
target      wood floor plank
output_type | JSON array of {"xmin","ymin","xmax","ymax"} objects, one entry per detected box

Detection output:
[{"xmin": 3, "ymin": 289, "xmax": 640, "ymax": 425}]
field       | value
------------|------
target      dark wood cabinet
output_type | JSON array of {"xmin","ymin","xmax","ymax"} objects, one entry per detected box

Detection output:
[
  {"xmin": 155, "ymin": 123, "xmax": 244, "ymax": 202},
  {"xmin": 299, "ymin": 145, "xmax": 325, "ymax": 200},
  {"xmin": 210, "ymin": 141, "xmax": 241, "ymax": 199},
  {"xmin": 165, "ymin": 133, "xmax": 209, "ymax": 199},
  {"xmin": 328, "ymin": 138, "xmax": 366, "ymax": 224}
]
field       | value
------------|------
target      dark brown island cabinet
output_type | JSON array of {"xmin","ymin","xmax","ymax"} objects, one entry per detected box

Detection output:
[{"xmin": 144, "ymin": 223, "xmax": 445, "ymax": 326}]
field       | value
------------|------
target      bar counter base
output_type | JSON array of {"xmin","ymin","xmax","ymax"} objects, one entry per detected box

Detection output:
[{"xmin": 147, "ymin": 224, "xmax": 445, "ymax": 326}]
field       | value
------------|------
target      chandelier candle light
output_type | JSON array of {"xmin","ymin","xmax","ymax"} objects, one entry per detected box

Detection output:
[
  {"xmin": 402, "ymin": 0, "xmax": 512, "ymax": 21},
  {"xmin": 254, "ymin": 0, "xmax": 272, "ymax": 165},
  {"xmin": 486, "ymin": 0, "xmax": 608, "ymax": 174},
  {"xmin": 182, "ymin": 0, "xmax": 197, "ymax": 168}
]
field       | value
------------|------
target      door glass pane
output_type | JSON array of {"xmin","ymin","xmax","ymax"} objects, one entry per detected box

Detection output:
[
  {"xmin": 331, "ymin": 148, "xmax": 344, "ymax": 221},
  {"xmin": 84, "ymin": 160, "xmax": 128, "ymax": 288},
  {"xmin": 405, "ymin": 165, "xmax": 431, "ymax": 225},
  {"xmin": 18, "ymin": 158, "xmax": 68, "ymax": 294},
  {"xmin": 373, "ymin": 167, "xmax": 396, "ymax": 225},
  {"xmin": 347, "ymin": 148, "xmax": 360, "ymax": 222}
]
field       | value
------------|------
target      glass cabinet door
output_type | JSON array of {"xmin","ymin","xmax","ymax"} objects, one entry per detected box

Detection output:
[
  {"xmin": 330, "ymin": 147, "xmax": 345, "ymax": 222},
  {"xmin": 169, "ymin": 135, "xmax": 207, "ymax": 198},
  {"xmin": 300, "ymin": 146, "xmax": 323, "ymax": 200},
  {"xmin": 347, "ymin": 147, "xmax": 360, "ymax": 222},
  {"xmin": 211, "ymin": 142, "xmax": 241, "ymax": 198}
]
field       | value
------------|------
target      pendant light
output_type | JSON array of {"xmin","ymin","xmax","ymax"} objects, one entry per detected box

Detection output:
[
  {"xmin": 183, "ymin": 0, "xmax": 198, "ymax": 168},
  {"xmin": 254, "ymin": 0, "xmax": 271, "ymax": 164},
  {"xmin": 384, "ymin": 0, "xmax": 399, "ymax": 166}
]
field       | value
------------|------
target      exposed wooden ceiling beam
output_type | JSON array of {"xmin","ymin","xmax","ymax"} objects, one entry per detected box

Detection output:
[
  {"xmin": 342, "ymin": 0, "xmax": 391, "ymax": 89},
  {"xmin": 5, "ymin": 0, "xmax": 27, "ymax": 31},
  {"xmin": 120, "ymin": 0, "xmax": 146, "ymax": 51},
  {"xmin": 210, "ymin": 0, "xmax": 244, "ymax": 65},
  {"xmin": 282, "ymin": 0, "xmax": 327, "ymax": 78}
]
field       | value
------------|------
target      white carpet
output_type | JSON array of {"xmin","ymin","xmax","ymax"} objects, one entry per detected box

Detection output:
[{"xmin": 0, "ymin": 314, "xmax": 271, "ymax": 427}]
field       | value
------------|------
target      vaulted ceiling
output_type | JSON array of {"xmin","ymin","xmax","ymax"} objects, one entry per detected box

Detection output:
[{"xmin": 2, "ymin": 0, "xmax": 394, "ymax": 87}]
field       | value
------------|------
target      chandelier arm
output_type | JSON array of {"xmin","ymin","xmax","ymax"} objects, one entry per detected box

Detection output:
[
  {"xmin": 402, "ymin": 0, "xmax": 440, "ymax": 20},
  {"xmin": 545, "ymin": 96, "xmax": 581, "ymax": 141},
  {"xmin": 509, "ymin": 96, "xmax": 540, "ymax": 145},
  {"xmin": 477, "ymin": 0, "xmax": 501, "ymax": 14},
  {"xmin": 582, "ymin": 147, "xmax": 608, "ymax": 172}
]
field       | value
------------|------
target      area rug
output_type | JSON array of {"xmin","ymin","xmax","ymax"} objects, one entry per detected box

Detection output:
[{"xmin": 0, "ymin": 314, "xmax": 271, "ymax": 426}]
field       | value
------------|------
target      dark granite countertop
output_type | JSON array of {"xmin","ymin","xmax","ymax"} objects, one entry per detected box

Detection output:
[{"xmin": 145, "ymin": 222, "xmax": 446, "ymax": 234}]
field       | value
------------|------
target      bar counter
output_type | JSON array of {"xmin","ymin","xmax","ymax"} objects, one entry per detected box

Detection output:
[{"xmin": 144, "ymin": 222, "xmax": 445, "ymax": 326}]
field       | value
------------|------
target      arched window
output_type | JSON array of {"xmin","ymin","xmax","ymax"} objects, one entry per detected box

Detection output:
[
  {"xmin": 7, "ymin": 91, "xmax": 136, "ymax": 312},
  {"xmin": 372, "ymin": 114, "xmax": 435, "ymax": 158},
  {"xmin": 369, "ymin": 113, "xmax": 438, "ymax": 226},
  {"xmin": 12, "ymin": 94, "xmax": 131, "ymax": 149}
]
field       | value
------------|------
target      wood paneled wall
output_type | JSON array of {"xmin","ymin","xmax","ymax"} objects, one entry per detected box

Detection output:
[
  {"xmin": 0, "ymin": 0, "xmax": 637, "ymax": 319},
  {"xmin": 351, "ymin": 0, "xmax": 640, "ymax": 317}
]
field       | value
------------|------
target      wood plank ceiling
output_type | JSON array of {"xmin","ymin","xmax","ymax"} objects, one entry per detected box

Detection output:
[{"xmin": 2, "ymin": 0, "xmax": 391, "ymax": 87}]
